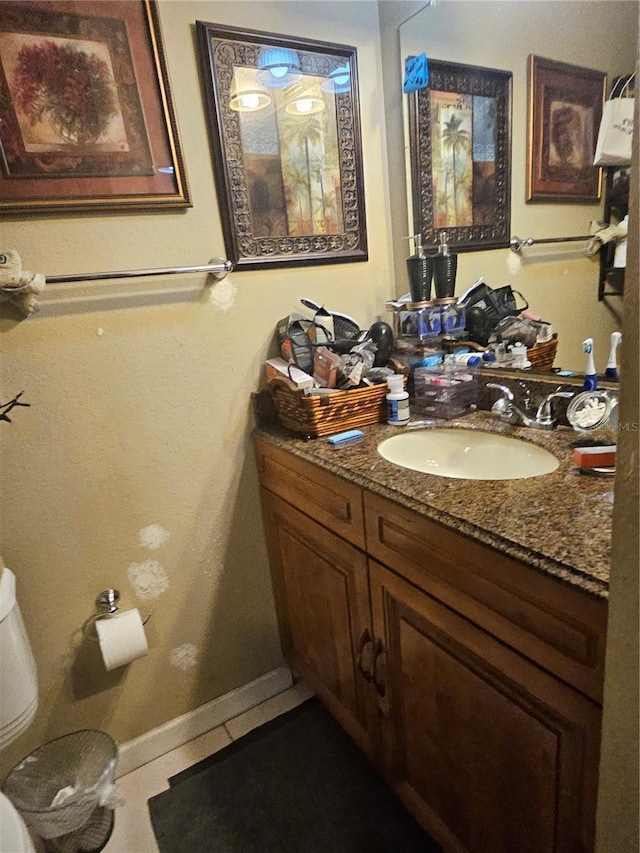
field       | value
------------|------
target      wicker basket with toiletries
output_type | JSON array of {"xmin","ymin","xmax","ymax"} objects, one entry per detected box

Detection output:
[
  {"xmin": 268, "ymin": 375, "xmax": 388, "ymax": 438},
  {"xmin": 526, "ymin": 334, "xmax": 558, "ymax": 372}
]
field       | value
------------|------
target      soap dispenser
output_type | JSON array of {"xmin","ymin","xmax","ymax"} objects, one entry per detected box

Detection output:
[
  {"xmin": 433, "ymin": 231, "xmax": 458, "ymax": 298},
  {"xmin": 404, "ymin": 233, "xmax": 434, "ymax": 303}
]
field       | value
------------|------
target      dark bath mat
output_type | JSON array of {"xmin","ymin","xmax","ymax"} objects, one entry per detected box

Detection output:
[{"xmin": 148, "ymin": 697, "xmax": 440, "ymax": 853}]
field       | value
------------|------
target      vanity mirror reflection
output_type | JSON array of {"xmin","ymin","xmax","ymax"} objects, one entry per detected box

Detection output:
[{"xmin": 398, "ymin": 0, "xmax": 637, "ymax": 375}]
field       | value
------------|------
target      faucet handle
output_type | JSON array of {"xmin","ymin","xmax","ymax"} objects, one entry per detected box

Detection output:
[
  {"xmin": 536, "ymin": 389, "xmax": 574, "ymax": 423},
  {"xmin": 486, "ymin": 382, "xmax": 514, "ymax": 401}
]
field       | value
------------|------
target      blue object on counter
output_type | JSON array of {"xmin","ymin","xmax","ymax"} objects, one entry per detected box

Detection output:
[{"xmin": 327, "ymin": 429, "xmax": 364, "ymax": 446}]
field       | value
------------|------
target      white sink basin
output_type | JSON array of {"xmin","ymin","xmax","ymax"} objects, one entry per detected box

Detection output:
[{"xmin": 377, "ymin": 428, "xmax": 559, "ymax": 480}]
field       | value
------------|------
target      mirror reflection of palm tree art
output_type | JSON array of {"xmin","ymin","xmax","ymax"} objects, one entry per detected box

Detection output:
[
  {"xmin": 408, "ymin": 59, "xmax": 511, "ymax": 252},
  {"xmin": 430, "ymin": 92, "xmax": 472, "ymax": 227},
  {"xmin": 428, "ymin": 89, "xmax": 502, "ymax": 230},
  {"xmin": 278, "ymin": 90, "xmax": 344, "ymax": 237}
]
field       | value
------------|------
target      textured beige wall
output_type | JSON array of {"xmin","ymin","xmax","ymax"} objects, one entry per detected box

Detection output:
[
  {"xmin": 396, "ymin": 0, "xmax": 637, "ymax": 372},
  {"xmin": 0, "ymin": 0, "xmax": 393, "ymax": 775}
]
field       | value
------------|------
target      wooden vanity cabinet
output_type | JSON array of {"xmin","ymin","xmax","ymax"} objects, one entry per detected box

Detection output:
[
  {"xmin": 368, "ymin": 558, "xmax": 601, "ymax": 853},
  {"xmin": 254, "ymin": 437, "xmax": 606, "ymax": 853},
  {"xmin": 260, "ymin": 490, "xmax": 374, "ymax": 757}
]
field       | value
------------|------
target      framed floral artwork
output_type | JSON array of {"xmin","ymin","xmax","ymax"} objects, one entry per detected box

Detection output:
[
  {"xmin": 0, "ymin": 0, "xmax": 190, "ymax": 213},
  {"xmin": 527, "ymin": 55, "xmax": 606, "ymax": 203}
]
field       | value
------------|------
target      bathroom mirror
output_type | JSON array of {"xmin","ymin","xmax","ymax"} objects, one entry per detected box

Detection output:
[
  {"xmin": 398, "ymin": 0, "xmax": 637, "ymax": 375},
  {"xmin": 196, "ymin": 22, "xmax": 367, "ymax": 271},
  {"xmin": 407, "ymin": 58, "xmax": 512, "ymax": 252}
]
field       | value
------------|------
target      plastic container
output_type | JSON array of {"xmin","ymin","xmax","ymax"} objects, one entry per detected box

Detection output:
[
  {"xmin": 567, "ymin": 391, "xmax": 617, "ymax": 431},
  {"xmin": 412, "ymin": 361, "xmax": 479, "ymax": 420},
  {"xmin": 386, "ymin": 298, "xmax": 466, "ymax": 345},
  {"xmin": 386, "ymin": 374, "xmax": 410, "ymax": 425},
  {"xmin": 2, "ymin": 730, "xmax": 120, "ymax": 853}
]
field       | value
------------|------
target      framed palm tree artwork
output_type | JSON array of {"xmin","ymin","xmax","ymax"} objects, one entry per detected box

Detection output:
[
  {"xmin": 407, "ymin": 59, "xmax": 512, "ymax": 252},
  {"xmin": 196, "ymin": 23, "xmax": 367, "ymax": 270}
]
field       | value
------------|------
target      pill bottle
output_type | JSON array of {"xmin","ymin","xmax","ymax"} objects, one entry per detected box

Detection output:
[
  {"xmin": 386, "ymin": 374, "xmax": 410, "ymax": 425},
  {"xmin": 448, "ymin": 353, "xmax": 482, "ymax": 367}
]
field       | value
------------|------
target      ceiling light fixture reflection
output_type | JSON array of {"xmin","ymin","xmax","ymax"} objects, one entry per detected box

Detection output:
[
  {"xmin": 229, "ymin": 67, "xmax": 271, "ymax": 112},
  {"xmin": 320, "ymin": 62, "xmax": 351, "ymax": 94},
  {"xmin": 257, "ymin": 47, "xmax": 302, "ymax": 88},
  {"xmin": 285, "ymin": 83, "xmax": 325, "ymax": 116}
]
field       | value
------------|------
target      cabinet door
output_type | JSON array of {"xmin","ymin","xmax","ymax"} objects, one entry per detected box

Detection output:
[
  {"xmin": 261, "ymin": 490, "xmax": 374, "ymax": 755},
  {"xmin": 368, "ymin": 559, "xmax": 601, "ymax": 853}
]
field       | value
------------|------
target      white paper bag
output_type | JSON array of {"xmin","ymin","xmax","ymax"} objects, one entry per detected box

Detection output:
[{"xmin": 594, "ymin": 78, "xmax": 635, "ymax": 166}]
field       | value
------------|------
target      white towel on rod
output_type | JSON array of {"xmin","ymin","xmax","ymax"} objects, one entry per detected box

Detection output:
[{"xmin": 0, "ymin": 250, "xmax": 46, "ymax": 316}]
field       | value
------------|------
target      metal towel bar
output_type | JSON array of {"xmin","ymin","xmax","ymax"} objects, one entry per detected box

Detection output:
[
  {"xmin": 509, "ymin": 235, "xmax": 591, "ymax": 253},
  {"xmin": 47, "ymin": 256, "xmax": 233, "ymax": 284}
]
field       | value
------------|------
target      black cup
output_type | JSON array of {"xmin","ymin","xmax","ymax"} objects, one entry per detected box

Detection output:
[
  {"xmin": 407, "ymin": 255, "xmax": 435, "ymax": 302},
  {"xmin": 433, "ymin": 254, "xmax": 458, "ymax": 298}
]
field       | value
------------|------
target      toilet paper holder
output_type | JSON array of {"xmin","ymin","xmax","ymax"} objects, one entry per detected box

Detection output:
[{"xmin": 82, "ymin": 588, "xmax": 150, "ymax": 641}]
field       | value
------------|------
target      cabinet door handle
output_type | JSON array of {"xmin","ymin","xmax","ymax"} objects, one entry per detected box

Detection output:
[
  {"xmin": 356, "ymin": 628, "xmax": 373, "ymax": 683},
  {"xmin": 372, "ymin": 637, "xmax": 386, "ymax": 697}
]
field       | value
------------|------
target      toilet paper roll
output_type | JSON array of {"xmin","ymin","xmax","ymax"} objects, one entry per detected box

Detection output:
[{"xmin": 95, "ymin": 609, "xmax": 148, "ymax": 671}]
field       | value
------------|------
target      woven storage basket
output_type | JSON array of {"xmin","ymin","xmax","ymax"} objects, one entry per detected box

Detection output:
[
  {"xmin": 527, "ymin": 334, "xmax": 558, "ymax": 372},
  {"xmin": 269, "ymin": 375, "xmax": 388, "ymax": 437}
]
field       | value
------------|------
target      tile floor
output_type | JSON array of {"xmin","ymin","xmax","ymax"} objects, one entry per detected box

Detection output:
[{"xmin": 104, "ymin": 679, "xmax": 315, "ymax": 853}]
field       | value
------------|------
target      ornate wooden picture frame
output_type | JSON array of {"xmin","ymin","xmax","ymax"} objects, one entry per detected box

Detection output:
[
  {"xmin": 196, "ymin": 22, "xmax": 368, "ymax": 271},
  {"xmin": 527, "ymin": 55, "xmax": 606, "ymax": 203},
  {"xmin": 407, "ymin": 59, "xmax": 512, "ymax": 253},
  {"xmin": 0, "ymin": 0, "xmax": 190, "ymax": 214}
]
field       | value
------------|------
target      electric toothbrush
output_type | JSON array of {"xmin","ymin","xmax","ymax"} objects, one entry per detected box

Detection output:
[
  {"xmin": 582, "ymin": 338, "xmax": 598, "ymax": 391},
  {"xmin": 605, "ymin": 332, "xmax": 622, "ymax": 380}
]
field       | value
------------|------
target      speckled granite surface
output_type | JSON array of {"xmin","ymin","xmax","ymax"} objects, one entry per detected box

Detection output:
[{"xmin": 254, "ymin": 412, "xmax": 613, "ymax": 600}]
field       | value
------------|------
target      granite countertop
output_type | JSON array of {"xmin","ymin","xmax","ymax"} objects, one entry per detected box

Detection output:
[{"xmin": 255, "ymin": 412, "xmax": 613, "ymax": 600}]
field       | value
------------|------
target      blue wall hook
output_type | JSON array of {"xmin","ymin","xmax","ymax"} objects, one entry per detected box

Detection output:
[{"xmin": 404, "ymin": 53, "xmax": 428, "ymax": 94}]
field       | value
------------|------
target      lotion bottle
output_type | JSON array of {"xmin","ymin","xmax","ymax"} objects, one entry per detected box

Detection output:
[
  {"xmin": 386, "ymin": 374, "xmax": 410, "ymax": 425},
  {"xmin": 433, "ymin": 231, "xmax": 458, "ymax": 298},
  {"xmin": 404, "ymin": 234, "xmax": 433, "ymax": 302}
]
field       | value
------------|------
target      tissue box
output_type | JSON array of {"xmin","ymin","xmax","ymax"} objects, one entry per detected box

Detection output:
[{"xmin": 412, "ymin": 363, "xmax": 479, "ymax": 419}]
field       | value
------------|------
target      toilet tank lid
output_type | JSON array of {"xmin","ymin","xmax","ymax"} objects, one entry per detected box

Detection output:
[{"xmin": 0, "ymin": 566, "xmax": 17, "ymax": 623}]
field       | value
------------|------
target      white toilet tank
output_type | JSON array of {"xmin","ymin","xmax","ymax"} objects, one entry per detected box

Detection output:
[{"xmin": 0, "ymin": 566, "xmax": 38, "ymax": 751}]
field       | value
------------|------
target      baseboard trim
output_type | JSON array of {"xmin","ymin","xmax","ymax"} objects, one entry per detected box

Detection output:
[{"xmin": 116, "ymin": 665, "xmax": 293, "ymax": 777}]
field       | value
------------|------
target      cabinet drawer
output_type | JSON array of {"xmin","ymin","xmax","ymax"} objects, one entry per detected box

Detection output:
[
  {"xmin": 364, "ymin": 491, "xmax": 607, "ymax": 703},
  {"xmin": 254, "ymin": 437, "xmax": 365, "ymax": 549}
]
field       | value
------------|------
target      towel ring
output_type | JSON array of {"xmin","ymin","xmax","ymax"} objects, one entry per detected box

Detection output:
[{"xmin": 82, "ymin": 588, "xmax": 150, "ymax": 641}]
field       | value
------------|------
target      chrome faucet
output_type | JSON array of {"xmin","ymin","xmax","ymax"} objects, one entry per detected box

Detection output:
[
  {"xmin": 534, "ymin": 388, "xmax": 575, "ymax": 428},
  {"xmin": 487, "ymin": 383, "xmax": 573, "ymax": 430}
]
